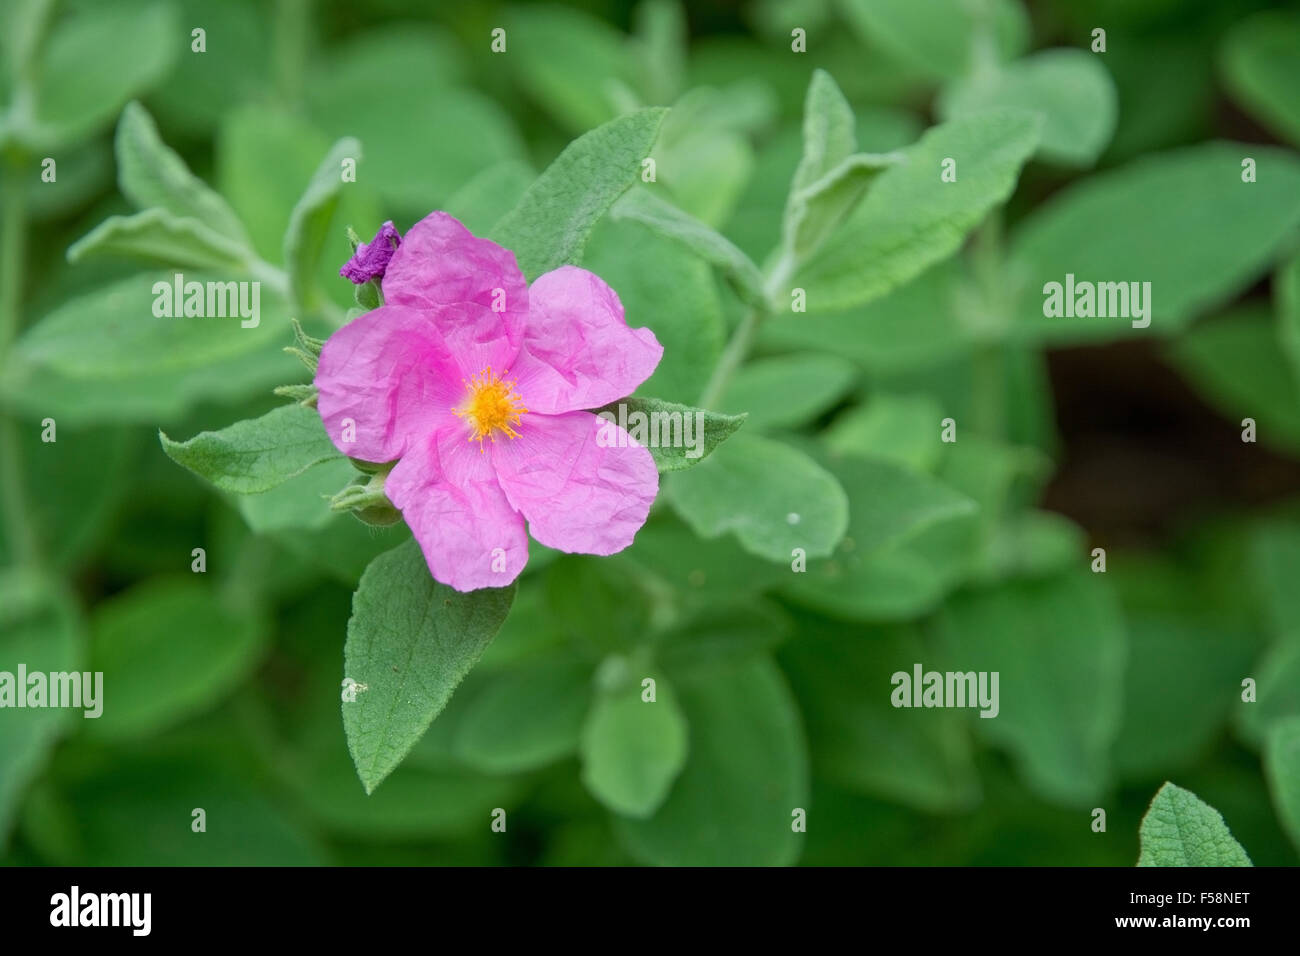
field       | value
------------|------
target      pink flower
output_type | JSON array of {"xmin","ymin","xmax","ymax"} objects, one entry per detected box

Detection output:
[{"xmin": 315, "ymin": 212, "xmax": 663, "ymax": 592}]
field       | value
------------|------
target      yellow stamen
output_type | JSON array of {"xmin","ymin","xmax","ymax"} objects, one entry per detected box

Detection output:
[{"xmin": 453, "ymin": 366, "xmax": 527, "ymax": 450}]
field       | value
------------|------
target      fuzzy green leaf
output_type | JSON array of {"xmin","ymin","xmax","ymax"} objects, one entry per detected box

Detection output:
[
  {"xmin": 343, "ymin": 540, "xmax": 515, "ymax": 793},
  {"xmin": 788, "ymin": 110, "xmax": 1040, "ymax": 312},
  {"xmin": 1137, "ymin": 782, "xmax": 1253, "ymax": 866},
  {"xmin": 160, "ymin": 404, "xmax": 340, "ymax": 495},
  {"xmin": 491, "ymin": 108, "xmax": 668, "ymax": 281},
  {"xmin": 115, "ymin": 101, "xmax": 250, "ymax": 244},
  {"xmin": 67, "ymin": 209, "xmax": 250, "ymax": 271}
]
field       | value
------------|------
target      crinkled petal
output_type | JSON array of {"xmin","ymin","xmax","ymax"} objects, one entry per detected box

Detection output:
[
  {"xmin": 381, "ymin": 211, "xmax": 526, "ymax": 375},
  {"xmin": 387, "ymin": 427, "xmax": 529, "ymax": 591},
  {"xmin": 511, "ymin": 265, "xmax": 662, "ymax": 415},
  {"xmin": 491, "ymin": 411, "xmax": 657, "ymax": 555},
  {"xmin": 315, "ymin": 305, "xmax": 461, "ymax": 463}
]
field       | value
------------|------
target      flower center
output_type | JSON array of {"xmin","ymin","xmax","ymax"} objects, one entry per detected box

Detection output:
[{"xmin": 454, "ymin": 366, "xmax": 527, "ymax": 449}]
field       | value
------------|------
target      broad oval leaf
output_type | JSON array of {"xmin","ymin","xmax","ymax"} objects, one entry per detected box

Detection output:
[
  {"xmin": 343, "ymin": 539, "xmax": 515, "ymax": 793},
  {"xmin": 614, "ymin": 655, "xmax": 807, "ymax": 865},
  {"xmin": 580, "ymin": 667, "xmax": 689, "ymax": 819},
  {"xmin": 491, "ymin": 108, "xmax": 669, "ymax": 281},
  {"xmin": 938, "ymin": 49, "xmax": 1117, "ymax": 167},
  {"xmin": 663, "ymin": 432, "xmax": 849, "ymax": 562},
  {"xmin": 1008, "ymin": 143, "xmax": 1300, "ymax": 344}
]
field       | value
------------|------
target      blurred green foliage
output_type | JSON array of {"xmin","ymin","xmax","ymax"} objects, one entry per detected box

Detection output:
[{"xmin": 1, "ymin": 0, "xmax": 1299, "ymax": 866}]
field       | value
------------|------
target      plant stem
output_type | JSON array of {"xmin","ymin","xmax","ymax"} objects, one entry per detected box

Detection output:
[
  {"xmin": 0, "ymin": 152, "xmax": 39, "ymax": 564},
  {"xmin": 698, "ymin": 306, "xmax": 762, "ymax": 410}
]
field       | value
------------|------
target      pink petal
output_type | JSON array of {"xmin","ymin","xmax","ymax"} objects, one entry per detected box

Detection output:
[
  {"xmin": 315, "ymin": 305, "xmax": 462, "ymax": 463},
  {"xmin": 491, "ymin": 411, "xmax": 658, "ymax": 555},
  {"xmin": 381, "ymin": 211, "xmax": 527, "ymax": 376},
  {"xmin": 386, "ymin": 426, "xmax": 529, "ymax": 591},
  {"xmin": 511, "ymin": 266, "xmax": 663, "ymax": 415}
]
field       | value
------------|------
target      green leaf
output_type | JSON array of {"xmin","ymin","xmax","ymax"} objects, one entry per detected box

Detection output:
[
  {"xmin": 838, "ymin": 0, "xmax": 1030, "ymax": 80},
  {"xmin": 583, "ymin": 219, "xmax": 725, "ymax": 404},
  {"xmin": 1137, "ymin": 782, "xmax": 1253, "ymax": 866},
  {"xmin": 1222, "ymin": 10, "xmax": 1300, "ymax": 149},
  {"xmin": 284, "ymin": 137, "xmax": 362, "ymax": 314},
  {"xmin": 789, "ymin": 110, "xmax": 1040, "ymax": 313},
  {"xmin": 790, "ymin": 69, "xmax": 857, "ymax": 194},
  {"xmin": 720, "ymin": 353, "xmax": 858, "ymax": 431},
  {"xmin": 25, "ymin": 2, "xmax": 177, "ymax": 149},
  {"xmin": 0, "ymin": 570, "xmax": 82, "ymax": 846},
  {"xmin": 87, "ymin": 578, "xmax": 267, "ymax": 740},
  {"xmin": 781, "ymin": 450, "xmax": 978, "ymax": 620},
  {"xmin": 779, "ymin": 619, "xmax": 980, "ymax": 812},
  {"xmin": 1265, "ymin": 717, "xmax": 1300, "ymax": 854},
  {"xmin": 614, "ymin": 656, "xmax": 807, "ymax": 865},
  {"xmin": 938, "ymin": 49, "xmax": 1117, "ymax": 167},
  {"xmin": 780, "ymin": 71, "xmax": 900, "ymax": 263},
  {"xmin": 67, "ymin": 209, "xmax": 250, "ymax": 272},
  {"xmin": 216, "ymin": 105, "xmax": 379, "ymax": 306},
  {"xmin": 1009, "ymin": 144, "xmax": 1300, "ymax": 344},
  {"xmin": 1166, "ymin": 305, "xmax": 1300, "ymax": 454},
  {"xmin": 342, "ymin": 539, "xmax": 515, "ymax": 793},
  {"xmin": 491, "ymin": 108, "xmax": 668, "ymax": 281},
  {"xmin": 12, "ymin": 272, "xmax": 283, "ymax": 379},
  {"xmin": 448, "ymin": 654, "xmax": 593, "ymax": 774},
  {"xmin": 664, "ymin": 433, "xmax": 848, "ymax": 562},
  {"xmin": 784, "ymin": 152, "xmax": 900, "ymax": 265},
  {"xmin": 610, "ymin": 187, "xmax": 766, "ymax": 306},
  {"xmin": 160, "ymin": 404, "xmax": 340, "ymax": 495},
  {"xmin": 594, "ymin": 396, "xmax": 745, "ymax": 472},
  {"xmin": 581, "ymin": 666, "xmax": 689, "ymax": 818},
  {"xmin": 114, "ymin": 101, "xmax": 250, "ymax": 245},
  {"xmin": 936, "ymin": 572, "xmax": 1126, "ymax": 806}
]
